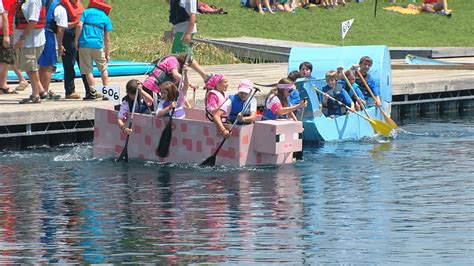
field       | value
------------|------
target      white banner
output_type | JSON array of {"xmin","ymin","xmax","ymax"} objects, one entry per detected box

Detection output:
[
  {"xmin": 341, "ymin": 19, "xmax": 354, "ymax": 40},
  {"xmin": 98, "ymin": 85, "xmax": 120, "ymax": 105}
]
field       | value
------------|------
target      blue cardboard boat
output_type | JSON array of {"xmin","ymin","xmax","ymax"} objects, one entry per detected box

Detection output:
[
  {"xmin": 7, "ymin": 60, "xmax": 154, "ymax": 81},
  {"xmin": 288, "ymin": 45, "xmax": 392, "ymax": 141}
]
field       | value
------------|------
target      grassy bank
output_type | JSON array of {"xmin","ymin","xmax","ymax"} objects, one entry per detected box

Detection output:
[{"xmin": 106, "ymin": 0, "xmax": 473, "ymax": 63}]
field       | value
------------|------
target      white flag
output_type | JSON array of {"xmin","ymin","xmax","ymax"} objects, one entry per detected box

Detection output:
[{"xmin": 341, "ymin": 19, "xmax": 354, "ymax": 40}]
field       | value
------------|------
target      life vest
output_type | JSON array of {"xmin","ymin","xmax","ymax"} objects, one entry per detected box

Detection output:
[
  {"xmin": 122, "ymin": 95, "xmax": 150, "ymax": 115},
  {"xmin": 60, "ymin": 0, "xmax": 84, "ymax": 23},
  {"xmin": 355, "ymin": 74, "xmax": 376, "ymax": 106},
  {"xmin": 15, "ymin": 0, "xmax": 46, "ymax": 29},
  {"xmin": 1, "ymin": 0, "xmax": 16, "ymax": 36},
  {"xmin": 205, "ymin": 89, "xmax": 227, "ymax": 121},
  {"xmin": 228, "ymin": 94, "xmax": 251, "ymax": 124},
  {"xmin": 87, "ymin": 0, "xmax": 111, "ymax": 15},
  {"xmin": 322, "ymin": 85, "xmax": 346, "ymax": 117},
  {"xmin": 169, "ymin": 0, "xmax": 196, "ymax": 25},
  {"xmin": 150, "ymin": 56, "xmax": 177, "ymax": 87},
  {"xmin": 44, "ymin": 0, "xmax": 59, "ymax": 32},
  {"xmin": 262, "ymin": 94, "xmax": 287, "ymax": 120},
  {"xmin": 161, "ymin": 100, "xmax": 185, "ymax": 119}
]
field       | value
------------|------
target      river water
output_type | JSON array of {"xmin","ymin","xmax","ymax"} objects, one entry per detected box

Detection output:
[{"xmin": 0, "ymin": 119, "xmax": 473, "ymax": 264}]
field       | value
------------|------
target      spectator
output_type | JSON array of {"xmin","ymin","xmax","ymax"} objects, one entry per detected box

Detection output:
[
  {"xmin": 169, "ymin": 0, "xmax": 197, "ymax": 54},
  {"xmin": 422, "ymin": 0, "xmax": 451, "ymax": 17},
  {"xmin": 74, "ymin": 0, "xmax": 112, "ymax": 100},
  {"xmin": 273, "ymin": 0, "xmax": 292, "ymax": 12},
  {"xmin": 38, "ymin": 0, "xmax": 68, "ymax": 100},
  {"xmin": 61, "ymin": 0, "xmax": 92, "ymax": 100},
  {"xmin": 16, "ymin": 0, "xmax": 46, "ymax": 104},
  {"xmin": 0, "ymin": 0, "xmax": 29, "ymax": 94},
  {"xmin": 0, "ymin": 0, "xmax": 15, "ymax": 94}
]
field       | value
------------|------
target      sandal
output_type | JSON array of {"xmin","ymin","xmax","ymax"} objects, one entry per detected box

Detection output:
[
  {"xmin": 47, "ymin": 91, "xmax": 61, "ymax": 100},
  {"xmin": 0, "ymin": 87, "xmax": 18, "ymax": 94},
  {"xmin": 19, "ymin": 95, "xmax": 41, "ymax": 104},
  {"xmin": 40, "ymin": 91, "xmax": 48, "ymax": 99},
  {"xmin": 14, "ymin": 81, "xmax": 29, "ymax": 91}
]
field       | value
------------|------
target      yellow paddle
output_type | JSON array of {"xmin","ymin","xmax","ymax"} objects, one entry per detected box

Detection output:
[
  {"xmin": 356, "ymin": 70, "xmax": 398, "ymax": 129},
  {"xmin": 313, "ymin": 86, "xmax": 393, "ymax": 138}
]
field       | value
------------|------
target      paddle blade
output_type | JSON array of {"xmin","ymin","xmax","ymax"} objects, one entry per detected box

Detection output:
[
  {"xmin": 383, "ymin": 113, "xmax": 399, "ymax": 129},
  {"xmin": 116, "ymin": 137, "xmax": 129, "ymax": 162},
  {"xmin": 293, "ymin": 151, "xmax": 303, "ymax": 161},
  {"xmin": 157, "ymin": 123, "xmax": 173, "ymax": 158},
  {"xmin": 369, "ymin": 118, "xmax": 393, "ymax": 137},
  {"xmin": 200, "ymin": 154, "xmax": 216, "ymax": 167}
]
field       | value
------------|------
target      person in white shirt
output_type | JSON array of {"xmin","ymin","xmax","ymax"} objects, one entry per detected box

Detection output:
[{"xmin": 15, "ymin": 0, "xmax": 47, "ymax": 104}]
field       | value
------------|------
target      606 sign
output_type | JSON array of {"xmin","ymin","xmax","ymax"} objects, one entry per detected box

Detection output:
[{"xmin": 99, "ymin": 85, "xmax": 120, "ymax": 104}]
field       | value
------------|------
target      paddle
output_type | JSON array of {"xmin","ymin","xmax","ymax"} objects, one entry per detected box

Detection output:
[
  {"xmin": 116, "ymin": 90, "xmax": 139, "ymax": 162},
  {"xmin": 201, "ymin": 87, "xmax": 260, "ymax": 167},
  {"xmin": 356, "ymin": 70, "xmax": 399, "ymax": 129},
  {"xmin": 156, "ymin": 53, "xmax": 191, "ymax": 158},
  {"xmin": 340, "ymin": 70, "xmax": 372, "ymax": 119},
  {"xmin": 313, "ymin": 86, "xmax": 392, "ymax": 137},
  {"xmin": 293, "ymin": 97, "xmax": 307, "ymax": 161}
]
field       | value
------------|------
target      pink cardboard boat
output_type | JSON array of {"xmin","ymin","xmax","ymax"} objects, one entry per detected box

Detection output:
[{"xmin": 93, "ymin": 107, "xmax": 304, "ymax": 167}]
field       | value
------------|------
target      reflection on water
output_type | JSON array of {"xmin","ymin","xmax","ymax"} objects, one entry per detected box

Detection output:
[{"xmin": 0, "ymin": 120, "xmax": 473, "ymax": 264}]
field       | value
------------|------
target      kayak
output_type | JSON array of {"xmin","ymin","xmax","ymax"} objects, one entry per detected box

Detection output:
[{"xmin": 7, "ymin": 60, "xmax": 154, "ymax": 81}]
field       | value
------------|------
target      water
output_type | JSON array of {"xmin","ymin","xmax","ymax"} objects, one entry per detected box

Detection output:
[{"xmin": 1, "ymin": 120, "xmax": 473, "ymax": 264}]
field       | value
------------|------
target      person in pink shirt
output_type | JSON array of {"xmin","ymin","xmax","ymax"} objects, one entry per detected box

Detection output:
[
  {"xmin": 204, "ymin": 73, "xmax": 228, "ymax": 120},
  {"xmin": 142, "ymin": 53, "xmax": 207, "ymax": 96},
  {"xmin": 262, "ymin": 78, "xmax": 306, "ymax": 121}
]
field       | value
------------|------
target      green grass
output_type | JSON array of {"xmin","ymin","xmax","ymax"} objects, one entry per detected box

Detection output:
[{"xmin": 106, "ymin": 0, "xmax": 473, "ymax": 63}]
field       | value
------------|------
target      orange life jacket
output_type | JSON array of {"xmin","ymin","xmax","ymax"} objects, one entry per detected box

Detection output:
[
  {"xmin": 87, "ymin": 0, "xmax": 112, "ymax": 15},
  {"xmin": 15, "ymin": 1, "xmax": 46, "ymax": 29},
  {"xmin": 0, "ymin": 0, "xmax": 17, "ymax": 35},
  {"xmin": 60, "ymin": 0, "xmax": 84, "ymax": 23}
]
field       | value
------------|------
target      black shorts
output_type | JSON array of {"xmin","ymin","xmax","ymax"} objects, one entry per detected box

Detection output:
[{"xmin": 0, "ymin": 36, "xmax": 16, "ymax": 65}]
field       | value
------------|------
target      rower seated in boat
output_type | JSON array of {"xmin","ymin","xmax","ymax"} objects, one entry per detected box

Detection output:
[
  {"xmin": 321, "ymin": 70, "xmax": 354, "ymax": 118},
  {"xmin": 117, "ymin": 79, "xmax": 154, "ymax": 135},
  {"xmin": 262, "ymin": 78, "xmax": 307, "ymax": 121},
  {"xmin": 354, "ymin": 56, "xmax": 382, "ymax": 108},
  {"xmin": 213, "ymin": 79, "xmax": 257, "ymax": 138},
  {"xmin": 204, "ymin": 73, "xmax": 228, "ymax": 121}
]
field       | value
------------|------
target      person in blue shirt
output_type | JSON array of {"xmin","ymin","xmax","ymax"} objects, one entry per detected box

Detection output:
[
  {"xmin": 74, "ymin": 0, "xmax": 113, "ymax": 100},
  {"xmin": 337, "ymin": 67, "xmax": 365, "ymax": 112},
  {"xmin": 287, "ymin": 70, "xmax": 301, "ymax": 108},
  {"xmin": 321, "ymin": 70, "xmax": 353, "ymax": 118},
  {"xmin": 354, "ymin": 56, "xmax": 381, "ymax": 108}
]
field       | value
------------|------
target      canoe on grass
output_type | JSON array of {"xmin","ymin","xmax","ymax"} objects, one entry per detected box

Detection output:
[
  {"xmin": 7, "ymin": 60, "xmax": 154, "ymax": 81},
  {"xmin": 288, "ymin": 45, "xmax": 392, "ymax": 141},
  {"xmin": 93, "ymin": 107, "xmax": 304, "ymax": 167}
]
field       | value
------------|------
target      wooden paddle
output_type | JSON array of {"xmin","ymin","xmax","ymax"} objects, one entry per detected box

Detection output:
[
  {"xmin": 313, "ymin": 86, "xmax": 392, "ymax": 137},
  {"xmin": 356, "ymin": 70, "xmax": 398, "ymax": 129},
  {"xmin": 201, "ymin": 87, "xmax": 260, "ymax": 167},
  {"xmin": 156, "ymin": 53, "xmax": 191, "ymax": 158},
  {"xmin": 116, "ymin": 90, "xmax": 139, "ymax": 162},
  {"xmin": 293, "ymin": 97, "xmax": 308, "ymax": 161}
]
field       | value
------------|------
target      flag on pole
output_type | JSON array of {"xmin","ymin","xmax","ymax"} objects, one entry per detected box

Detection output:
[{"xmin": 341, "ymin": 19, "xmax": 354, "ymax": 40}]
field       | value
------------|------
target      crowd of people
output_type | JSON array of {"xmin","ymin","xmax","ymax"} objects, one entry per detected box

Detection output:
[
  {"xmin": 0, "ymin": 0, "xmax": 111, "ymax": 103},
  {"xmin": 243, "ymin": 0, "xmax": 451, "ymax": 15}
]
